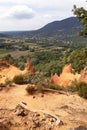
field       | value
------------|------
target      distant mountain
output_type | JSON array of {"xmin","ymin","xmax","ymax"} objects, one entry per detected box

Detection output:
[
  {"xmin": 2, "ymin": 17, "xmax": 82, "ymax": 38},
  {"xmin": 31, "ymin": 17, "xmax": 81, "ymax": 37},
  {"xmin": 0, "ymin": 33, "xmax": 8, "ymax": 37}
]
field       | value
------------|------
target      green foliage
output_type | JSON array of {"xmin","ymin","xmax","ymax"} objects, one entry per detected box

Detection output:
[
  {"xmin": 66, "ymin": 81, "xmax": 78, "ymax": 92},
  {"xmin": 13, "ymin": 71, "xmax": 45, "ymax": 85},
  {"xmin": 36, "ymin": 84, "xmax": 44, "ymax": 93},
  {"xmin": 13, "ymin": 75, "xmax": 25, "ymax": 84},
  {"xmin": 46, "ymin": 83, "xmax": 63, "ymax": 90},
  {"xmin": 31, "ymin": 51, "xmax": 64, "ymax": 76},
  {"xmin": 62, "ymin": 47, "xmax": 87, "ymax": 73},
  {"xmin": 4, "ymin": 54, "xmax": 29, "ymax": 70},
  {"xmin": 76, "ymin": 82, "xmax": 87, "ymax": 99},
  {"xmin": 30, "ymin": 46, "xmax": 87, "ymax": 75},
  {"xmin": 26, "ymin": 84, "xmax": 44, "ymax": 94},
  {"xmin": 26, "ymin": 85, "xmax": 36, "ymax": 94},
  {"xmin": 24, "ymin": 72, "xmax": 44, "ymax": 84},
  {"xmin": 73, "ymin": 5, "xmax": 87, "ymax": 36},
  {"xmin": 5, "ymin": 78, "xmax": 12, "ymax": 86},
  {"xmin": 5, "ymin": 54, "xmax": 15, "ymax": 64},
  {"xmin": 68, "ymin": 81, "xmax": 87, "ymax": 99}
]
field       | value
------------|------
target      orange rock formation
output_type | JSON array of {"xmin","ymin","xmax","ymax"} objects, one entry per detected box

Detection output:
[
  {"xmin": 50, "ymin": 73, "xmax": 59, "ymax": 85},
  {"xmin": 80, "ymin": 66, "xmax": 87, "ymax": 83},
  {"xmin": 25, "ymin": 58, "xmax": 35, "ymax": 73},
  {"xmin": 51, "ymin": 64, "xmax": 80, "ymax": 87},
  {"xmin": 0, "ymin": 58, "xmax": 35, "ymax": 83}
]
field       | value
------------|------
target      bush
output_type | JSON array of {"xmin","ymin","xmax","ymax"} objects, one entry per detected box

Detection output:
[
  {"xmin": 77, "ymin": 82, "xmax": 87, "ymax": 99},
  {"xmin": 5, "ymin": 78, "xmax": 12, "ymax": 86},
  {"xmin": 26, "ymin": 85, "xmax": 36, "ymax": 94},
  {"xmin": 66, "ymin": 81, "xmax": 78, "ymax": 92},
  {"xmin": 36, "ymin": 84, "xmax": 44, "ymax": 93},
  {"xmin": 13, "ymin": 75, "xmax": 25, "ymax": 84},
  {"xmin": 13, "ymin": 71, "xmax": 45, "ymax": 85},
  {"xmin": 23, "ymin": 72, "xmax": 45, "ymax": 84},
  {"xmin": 46, "ymin": 83, "xmax": 62, "ymax": 90}
]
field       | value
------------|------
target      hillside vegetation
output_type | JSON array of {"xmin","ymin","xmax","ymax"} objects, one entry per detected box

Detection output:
[{"xmin": 0, "ymin": 17, "xmax": 87, "ymax": 130}]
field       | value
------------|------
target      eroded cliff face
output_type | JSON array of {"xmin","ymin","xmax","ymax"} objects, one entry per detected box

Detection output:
[
  {"xmin": 51, "ymin": 64, "xmax": 81, "ymax": 87},
  {"xmin": 24, "ymin": 58, "xmax": 35, "ymax": 73},
  {"xmin": 80, "ymin": 66, "xmax": 87, "ymax": 83},
  {"xmin": 0, "ymin": 58, "xmax": 35, "ymax": 83},
  {"xmin": 50, "ymin": 73, "xmax": 59, "ymax": 85}
]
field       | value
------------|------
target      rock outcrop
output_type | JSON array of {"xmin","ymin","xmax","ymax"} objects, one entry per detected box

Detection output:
[
  {"xmin": 0, "ymin": 58, "xmax": 35, "ymax": 83},
  {"xmin": 50, "ymin": 73, "xmax": 59, "ymax": 85},
  {"xmin": 80, "ymin": 66, "xmax": 87, "ymax": 83},
  {"xmin": 51, "ymin": 64, "xmax": 80, "ymax": 87},
  {"xmin": 25, "ymin": 58, "xmax": 35, "ymax": 73},
  {"xmin": 0, "ymin": 103, "xmax": 62, "ymax": 130}
]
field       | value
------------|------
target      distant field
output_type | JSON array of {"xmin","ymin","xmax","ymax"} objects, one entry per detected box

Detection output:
[
  {"xmin": 10, "ymin": 50, "xmax": 29, "ymax": 58},
  {"xmin": 0, "ymin": 49, "xmax": 29, "ymax": 58},
  {"xmin": 0, "ymin": 49, "xmax": 12, "ymax": 54},
  {"xmin": 0, "ymin": 49, "xmax": 13, "ymax": 58}
]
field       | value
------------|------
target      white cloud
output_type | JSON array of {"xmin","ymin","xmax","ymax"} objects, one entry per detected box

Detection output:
[
  {"xmin": 43, "ymin": 14, "xmax": 52, "ymax": 19},
  {"xmin": 3, "ymin": 5, "xmax": 35, "ymax": 19},
  {"xmin": 0, "ymin": 0, "xmax": 86, "ymax": 31}
]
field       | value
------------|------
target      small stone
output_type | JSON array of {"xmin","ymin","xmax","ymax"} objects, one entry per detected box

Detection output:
[
  {"xmin": 35, "ymin": 113, "xmax": 40, "ymax": 117},
  {"xmin": 15, "ymin": 122, "xmax": 20, "ymax": 127},
  {"xmin": 50, "ymin": 118, "xmax": 55, "ymax": 122},
  {"xmin": 59, "ymin": 120, "xmax": 64, "ymax": 125},
  {"xmin": 32, "ymin": 120, "xmax": 40, "ymax": 128},
  {"xmin": 0, "ymin": 87, "xmax": 2, "ymax": 91},
  {"xmin": 24, "ymin": 122, "xmax": 28, "ymax": 125},
  {"xmin": 33, "ymin": 95, "xmax": 35, "ymax": 98},
  {"xmin": 41, "ymin": 118, "xmax": 46, "ymax": 121},
  {"xmin": 15, "ymin": 108, "xmax": 26, "ymax": 116},
  {"xmin": 41, "ymin": 94, "xmax": 44, "ymax": 97}
]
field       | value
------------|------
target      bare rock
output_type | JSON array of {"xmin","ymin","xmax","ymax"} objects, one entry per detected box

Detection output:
[{"xmin": 15, "ymin": 102, "xmax": 28, "ymax": 116}]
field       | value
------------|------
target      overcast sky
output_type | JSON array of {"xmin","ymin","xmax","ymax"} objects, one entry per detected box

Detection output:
[{"xmin": 0, "ymin": 0, "xmax": 86, "ymax": 31}]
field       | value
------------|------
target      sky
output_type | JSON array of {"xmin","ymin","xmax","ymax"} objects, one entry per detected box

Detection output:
[{"xmin": 0, "ymin": 0, "xmax": 86, "ymax": 31}]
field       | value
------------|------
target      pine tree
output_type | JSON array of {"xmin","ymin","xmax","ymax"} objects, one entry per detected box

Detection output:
[{"xmin": 73, "ymin": 5, "xmax": 87, "ymax": 36}]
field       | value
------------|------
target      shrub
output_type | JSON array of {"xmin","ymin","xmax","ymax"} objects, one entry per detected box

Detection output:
[
  {"xmin": 26, "ymin": 85, "xmax": 36, "ymax": 94},
  {"xmin": 46, "ymin": 83, "xmax": 62, "ymax": 90},
  {"xmin": 23, "ymin": 73, "xmax": 32, "ymax": 84},
  {"xmin": 13, "ymin": 71, "xmax": 45, "ymax": 85},
  {"xmin": 36, "ymin": 84, "xmax": 44, "ymax": 93},
  {"xmin": 5, "ymin": 78, "xmax": 12, "ymax": 86},
  {"xmin": 77, "ymin": 82, "xmax": 87, "ymax": 99},
  {"xmin": 66, "ymin": 81, "xmax": 78, "ymax": 92},
  {"xmin": 13, "ymin": 75, "xmax": 25, "ymax": 84},
  {"xmin": 0, "ymin": 83, "xmax": 5, "ymax": 88},
  {"xmin": 23, "ymin": 72, "xmax": 45, "ymax": 84}
]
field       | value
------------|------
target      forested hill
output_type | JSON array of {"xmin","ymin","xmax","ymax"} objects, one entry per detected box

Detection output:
[
  {"xmin": 0, "ymin": 33, "xmax": 8, "ymax": 37},
  {"xmin": 31, "ymin": 17, "xmax": 81, "ymax": 37},
  {"xmin": 2, "ymin": 17, "xmax": 82, "ymax": 38}
]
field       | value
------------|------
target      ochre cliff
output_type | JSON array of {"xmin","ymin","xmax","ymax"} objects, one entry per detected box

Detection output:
[
  {"xmin": 0, "ymin": 58, "xmax": 35, "ymax": 83},
  {"xmin": 80, "ymin": 66, "xmax": 87, "ymax": 83},
  {"xmin": 51, "ymin": 64, "xmax": 80, "ymax": 87}
]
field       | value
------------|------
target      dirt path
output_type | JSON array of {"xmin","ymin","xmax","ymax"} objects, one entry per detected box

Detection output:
[{"xmin": 0, "ymin": 84, "xmax": 87, "ymax": 130}]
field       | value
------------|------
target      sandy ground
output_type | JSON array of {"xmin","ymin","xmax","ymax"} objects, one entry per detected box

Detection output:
[
  {"xmin": 0, "ymin": 84, "xmax": 87, "ymax": 130},
  {"xmin": 0, "ymin": 65, "xmax": 25, "ymax": 83}
]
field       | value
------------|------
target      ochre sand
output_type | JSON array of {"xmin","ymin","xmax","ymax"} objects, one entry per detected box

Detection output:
[{"xmin": 0, "ymin": 84, "xmax": 87, "ymax": 130}]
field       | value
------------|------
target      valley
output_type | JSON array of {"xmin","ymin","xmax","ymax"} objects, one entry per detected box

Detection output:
[{"xmin": 0, "ymin": 16, "xmax": 87, "ymax": 130}]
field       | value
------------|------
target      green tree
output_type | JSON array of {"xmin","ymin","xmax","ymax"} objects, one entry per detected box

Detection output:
[{"xmin": 73, "ymin": 5, "xmax": 87, "ymax": 36}]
